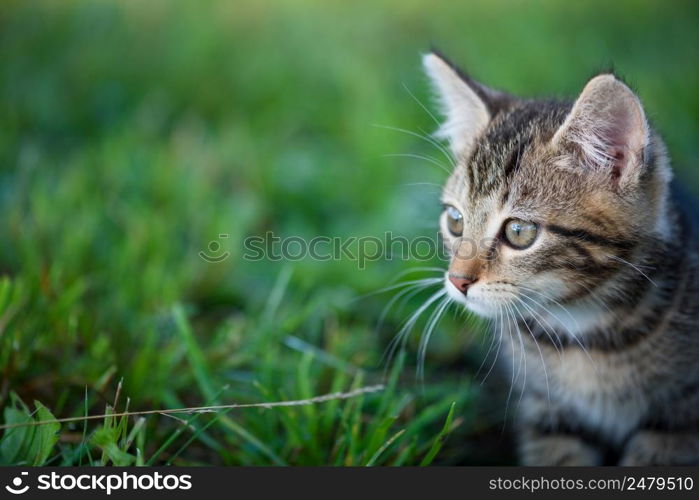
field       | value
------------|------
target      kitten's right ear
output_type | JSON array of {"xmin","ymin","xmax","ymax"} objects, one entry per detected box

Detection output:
[{"xmin": 422, "ymin": 52, "xmax": 507, "ymax": 158}]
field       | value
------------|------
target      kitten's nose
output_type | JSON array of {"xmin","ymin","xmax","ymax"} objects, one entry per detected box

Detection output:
[{"xmin": 448, "ymin": 274, "xmax": 476, "ymax": 295}]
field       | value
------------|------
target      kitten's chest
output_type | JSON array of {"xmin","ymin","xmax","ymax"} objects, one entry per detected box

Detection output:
[
  {"xmin": 502, "ymin": 335, "xmax": 647, "ymax": 443},
  {"xmin": 552, "ymin": 349, "xmax": 646, "ymax": 441}
]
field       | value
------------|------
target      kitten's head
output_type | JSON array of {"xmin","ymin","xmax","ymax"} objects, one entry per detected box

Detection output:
[{"xmin": 423, "ymin": 52, "xmax": 671, "ymax": 320}]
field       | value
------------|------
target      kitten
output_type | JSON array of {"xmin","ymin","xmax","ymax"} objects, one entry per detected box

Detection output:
[{"xmin": 422, "ymin": 51, "xmax": 699, "ymax": 465}]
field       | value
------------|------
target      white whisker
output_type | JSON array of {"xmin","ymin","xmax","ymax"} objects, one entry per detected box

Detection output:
[
  {"xmin": 511, "ymin": 300, "xmax": 552, "ymax": 417},
  {"xmin": 383, "ymin": 289, "xmax": 447, "ymax": 369},
  {"xmin": 474, "ymin": 315, "xmax": 499, "ymax": 379},
  {"xmin": 512, "ymin": 295, "xmax": 563, "ymax": 358},
  {"xmin": 417, "ymin": 296, "xmax": 452, "ymax": 381},
  {"xmin": 375, "ymin": 280, "xmax": 442, "ymax": 336},
  {"xmin": 372, "ymin": 124, "xmax": 455, "ymax": 168},
  {"xmin": 481, "ymin": 306, "xmax": 504, "ymax": 385},
  {"xmin": 383, "ymin": 152, "xmax": 452, "ymax": 176},
  {"xmin": 389, "ymin": 267, "xmax": 445, "ymax": 283},
  {"xmin": 357, "ymin": 277, "xmax": 443, "ymax": 301},
  {"xmin": 502, "ymin": 303, "xmax": 518, "ymax": 426},
  {"xmin": 607, "ymin": 254, "xmax": 658, "ymax": 287},
  {"xmin": 517, "ymin": 286, "xmax": 599, "ymax": 375},
  {"xmin": 401, "ymin": 82, "xmax": 442, "ymax": 127}
]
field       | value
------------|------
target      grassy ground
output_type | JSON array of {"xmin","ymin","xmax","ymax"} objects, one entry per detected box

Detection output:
[{"xmin": 1, "ymin": 0, "xmax": 697, "ymax": 465}]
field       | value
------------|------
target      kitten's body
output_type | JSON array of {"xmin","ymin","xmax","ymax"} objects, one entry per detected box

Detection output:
[
  {"xmin": 508, "ymin": 205, "xmax": 699, "ymax": 464},
  {"xmin": 422, "ymin": 52, "xmax": 699, "ymax": 465}
]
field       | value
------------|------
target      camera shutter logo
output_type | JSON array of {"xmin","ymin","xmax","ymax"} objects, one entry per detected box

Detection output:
[{"xmin": 5, "ymin": 472, "xmax": 29, "ymax": 495}]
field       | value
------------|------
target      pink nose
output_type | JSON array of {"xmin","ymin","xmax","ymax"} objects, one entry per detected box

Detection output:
[{"xmin": 448, "ymin": 274, "xmax": 476, "ymax": 294}]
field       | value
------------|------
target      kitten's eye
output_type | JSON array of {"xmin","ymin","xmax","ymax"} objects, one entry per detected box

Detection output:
[
  {"xmin": 444, "ymin": 205, "xmax": 463, "ymax": 237},
  {"xmin": 503, "ymin": 219, "xmax": 538, "ymax": 249}
]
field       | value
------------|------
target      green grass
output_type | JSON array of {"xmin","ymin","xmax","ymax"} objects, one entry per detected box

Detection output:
[{"xmin": 0, "ymin": 0, "xmax": 697, "ymax": 465}]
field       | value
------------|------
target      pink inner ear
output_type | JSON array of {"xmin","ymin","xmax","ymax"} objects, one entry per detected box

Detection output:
[
  {"xmin": 608, "ymin": 106, "xmax": 633, "ymax": 148},
  {"xmin": 605, "ymin": 102, "xmax": 646, "ymax": 181},
  {"xmin": 605, "ymin": 109, "xmax": 632, "ymax": 178},
  {"xmin": 611, "ymin": 149, "xmax": 625, "ymax": 182},
  {"xmin": 574, "ymin": 101, "xmax": 646, "ymax": 180},
  {"xmin": 556, "ymin": 75, "xmax": 648, "ymax": 183}
]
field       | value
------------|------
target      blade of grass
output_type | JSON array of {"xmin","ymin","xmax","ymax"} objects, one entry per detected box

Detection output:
[
  {"xmin": 364, "ymin": 429, "xmax": 405, "ymax": 466},
  {"xmin": 166, "ymin": 408, "xmax": 234, "ymax": 465},
  {"xmin": 172, "ymin": 304, "xmax": 287, "ymax": 466},
  {"xmin": 78, "ymin": 386, "xmax": 91, "ymax": 466},
  {"xmin": 392, "ymin": 437, "xmax": 418, "ymax": 466},
  {"xmin": 146, "ymin": 387, "xmax": 226, "ymax": 466},
  {"xmin": 419, "ymin": 401, "xmax": 456, "ymax": 466}
]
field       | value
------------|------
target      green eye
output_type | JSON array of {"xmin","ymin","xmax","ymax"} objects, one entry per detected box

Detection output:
[
  {"xmin": 444, "ymin": 205, "xmax": 463, "ymax": 237},
  {"xmin": 504, "ymin": 219, "xmax": 538, "ymax": 249}
]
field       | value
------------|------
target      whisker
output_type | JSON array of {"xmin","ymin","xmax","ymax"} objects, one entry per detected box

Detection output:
[
  {"xmin": 607, "ymin": 254, "xmax": 658, "ymax": 287},
  {"xmin": 474, "ymin": 315, "xmax": 499, "ymax": 378},
  {"xmin": 573, "ymin": 279, "xmax": 616, "ymax": 317},
  {"xmin": 372, "ymin": 124, "xmax": 455, "ymax": 168},
  {"xmin": 481, "ymin": 306, "xmax": 504, "ymax": 385},
  {"xmin": 517, "ymin": 285, "xmax": 582, "ymax": 330},
  {"xmin": 375, "ymin": 280, "xmax": 441, "ymax": 336},
  {"xmin": 417, "ymin": 296, "xmax": 452, "ymax": 381},
  {"xmin": 402, "ymin": 182, "xmax": 445, "ymax": 189},
  {"xmin": 511, "ymin": 300, "xmax": 552, "ymax": 418},
  {"xmin": 401, "ymin": 82, "xmax": 441, "ymax": 127},
  {"xmin": 383, "ymin": 152, "xmax": 451, "ymax": 176},
  {"xmin": 514, "ymin": 304, "xmax": 528, "ymax": 416},
  {"xmin": 512, "ymin": 295, "xmax": 563, "ymax": 358},
  {"xmin": 355, "ymin": 277, "xmax": 443, "ymax": 302},
  {"xmin": 512, "ymin": 304, "xmax": 527, "ymax": 422},
  {"xmin": 541, "ymin": 260, "xmax": 617, "ymax": 317},
  {"xmin": 382, "ymin": 289, "xmax": 447, "ymax": 370},
  {"xmin": 389, "ymin": 267, "xmax": 445, "ymax": 283},
  {"xmin": 517, "ymin": 286, "xmax": 599, "ymax": 374},
  {"xmin": 502, "ymin": 303, "xmax": 518, "ymax": 428}
]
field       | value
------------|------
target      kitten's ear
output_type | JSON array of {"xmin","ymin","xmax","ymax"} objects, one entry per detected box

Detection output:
[
  {"xmin": 552, "ymin": 74, "xmax": 649, "ymax": 186},
  {"xmin": 422, "ymin": 52, "xmax": 509, "ymax": 158}
]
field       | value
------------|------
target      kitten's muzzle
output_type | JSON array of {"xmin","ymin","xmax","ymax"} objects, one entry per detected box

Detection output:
[{"xmin": 448, "ymin": 274, "xmax": 477, "ymax": 295}]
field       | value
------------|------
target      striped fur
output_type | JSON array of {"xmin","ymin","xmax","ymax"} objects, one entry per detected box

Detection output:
[{"xmin": 424, "ymin": 52, "xmax": 699, "ymax": 465}]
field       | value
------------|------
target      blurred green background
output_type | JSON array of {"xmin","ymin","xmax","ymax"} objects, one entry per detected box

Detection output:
[{"xmin": 1, "ymin": 0, "xmax": 697, "ymax": 465}]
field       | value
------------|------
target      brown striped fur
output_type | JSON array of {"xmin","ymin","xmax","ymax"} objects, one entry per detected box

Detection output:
[{"xmin": 423, "ymin": 51, "xmax": 699, "ymax": 465}]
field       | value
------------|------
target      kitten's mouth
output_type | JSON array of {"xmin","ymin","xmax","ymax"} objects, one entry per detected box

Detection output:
[
  {"xmin": 444, "ymin": 274, "xmax": 590, "ymax": 337},
  {"xmin": 443, "ymin": 274, "xmax": 523, "ymax": 319}
]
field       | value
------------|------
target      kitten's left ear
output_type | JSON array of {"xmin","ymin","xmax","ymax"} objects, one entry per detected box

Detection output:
[
  {"xmin": 422, "ymin": 52, "xmax": 512, "ymax": 158},
  {"xmin": 552, "ymin": 74, "xmax": 649, "ymax": 186}
]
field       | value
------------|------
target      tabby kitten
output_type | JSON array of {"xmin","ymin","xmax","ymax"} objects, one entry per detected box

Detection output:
[{"xmin": 422, "ymin": 51, "xmax": 699, "ymax": 465}]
